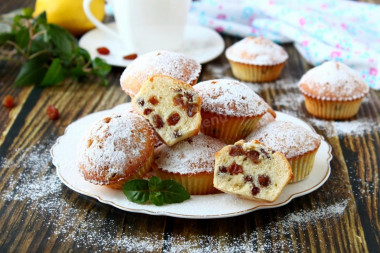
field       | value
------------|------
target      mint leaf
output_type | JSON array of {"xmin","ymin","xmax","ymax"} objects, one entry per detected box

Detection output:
[
  {"xmin": 14, "ymin": 55, "xmax": 47, "ymax": 86},
  {"xmin": 41, "ymin": 58, "xmax": 64, "ymax": 86},
  {"xmin": 122, "ymin": 179, "xmax": 149, "ymax": 204},
  {"xmin": 15, "ymin": 27, "xmax": 29, "ymax": 49},
  {"xmin": 161, "ymin": 180, "xmax": 190, "ymax": 204},
  {"xmin": 149, "ymin": 191, "xmax": 165, "ymax": 206},
  {"xmin": 48, "ymin": 24, "xmax": 75, "ymax": 60},
  {"xmin": 148, "ymin": 176, "xmax": 162, "ymax": 191}
]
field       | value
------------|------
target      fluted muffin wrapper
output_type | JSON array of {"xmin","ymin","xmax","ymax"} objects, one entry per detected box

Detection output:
[
  {"xmin": 200, "ymin": 111, "xmax": 263, "ymax": 144},
  {"xmin": 302, "ymin": 95, "xmax": 364, "ymax": 120},
  {"xmin": 228, "ymin": 60, "xmax": 286, "ymax": 83},
  {"xmin": 106, "ymin": 151, "xmax": 154, "ymax": 189},
  {"xmin": 153, "ymin": 167, "xmax": 218, "ymax": 195},
  {"xmin": 288, "ymin": 149, "xmax": 318, "ymax": 183}
]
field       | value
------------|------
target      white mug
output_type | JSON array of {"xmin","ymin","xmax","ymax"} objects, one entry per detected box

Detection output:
[{"xmin": 83, "ymin": 0, "xmax": 191, "ymax": 54}]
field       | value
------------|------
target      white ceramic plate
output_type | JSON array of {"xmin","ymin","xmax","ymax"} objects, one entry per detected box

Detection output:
[
  {"xmin": 51, "ymin": 103, "xmax": 332, "ymax": 219},
  {"xmin": 79, "ymin": 23, "xmax": 225, "ymax": 67}
]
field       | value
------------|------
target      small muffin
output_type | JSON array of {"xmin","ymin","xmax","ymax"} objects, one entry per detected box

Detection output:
[
  {"xmin": 225, "ymin": 36, "xmax": 288, "ymax": 82},
  {"xmin": 214, "ymin": 140, "xmax": 293, "ymax": 202},
  {"xmin": 77, "ymin": 112, "xmax": 155, "ymax": 189},
  {"xmin": 153, "ymin": 134, "xmax": 226, "ymax": 195},
  {"xmin": 246, "ymin": 121, "xmax": 321, "ymax": 183},
  {"xmin": 132, "ymin": 75, "xmax": 202, "ymax": 146},
  {"xmin": 194, "ymin": 79, "xmax": 275, "ymax": 144},
  {"xmin": 120, "ymin": 50, "xmax": 201, "ymax": 98},
  {"xmin": 298, "ymin": 61, "xmax": 369, "ymax": 119}
]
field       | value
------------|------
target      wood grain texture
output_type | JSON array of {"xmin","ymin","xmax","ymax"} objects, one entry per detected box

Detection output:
[{"xmin": 0, "ymin": 1, "xmax": 379, "ymax": 252}]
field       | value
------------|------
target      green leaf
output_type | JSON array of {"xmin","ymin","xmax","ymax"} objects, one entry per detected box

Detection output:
[
  {"xmin": 22, "ymin": 8, "xmax": 34, "ymax": 18},
  {"xmin": 148, "ymin": 176, "xmax": 162, "ymax": 191},
  {"xmin": 149, "ymin": 191, "xmax": 165, "ymax": 206},
  {"xmin": 15, "ymin": 27, "xmax": 29, "ymax": 49},
  {"xmin": 14, "ymin": 55, "xmax": 47, "ymax": 86},
  {"xmin": 122, "ymin": 179, "xmax": 150, "ymax": 204},
  {"xmin": 48, "ymin": 24, "xmax": 75, "ymax": 60},
  {"xmin": 32, "ymin": 11, "xmax": 47, "ymax": 26},
  {"xmin": 92, "ymin": 57, "xmax": 111, "ymax": 77},
  {"xmin": 161, "ymin": 180, "xmax": 190, "ymax": 204},
  {"xmin": 40, "ymin": 58, "xmax": 64, "ymax": 86},
  {"xmin": 0, "ymin": 32, "xmax": 14, "ymax": 45}
]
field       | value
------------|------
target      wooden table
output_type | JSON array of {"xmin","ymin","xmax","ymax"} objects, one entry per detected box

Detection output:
[{"xmin": 0, "ymin": 1, "xmax": 379, "ymax": 252}]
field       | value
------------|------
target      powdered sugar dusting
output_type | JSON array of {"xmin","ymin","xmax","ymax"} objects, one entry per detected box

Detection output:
[
  {"xmin": 226, "ymin": 36, "xmax": 288, "ymax": 65},
  {"xmin": 247, "ymin": 121, "xmax": 321, "ymax": 159},
  {"xmin": 194, "ymin": 79, "xmax": 269, "ymax": 117},
  {"xmin": 155, "ymin": 134, "xmax": 225, "ymax": 174},
  {"xmin": 298, "ymin": 61, "xmax": 369, "ymax": 100},
  {"xmin": 77, "ymin": 112, "xmax": 152, "ymax": 184},
  {"xmin": 120, "ymin": 50, "xmax": 201, "ymax": 88}
]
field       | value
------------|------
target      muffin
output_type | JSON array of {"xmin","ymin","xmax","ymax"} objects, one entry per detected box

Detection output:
[
  {"xmin": 120, "ymin": 50, "xmax": 201, "ymax": 97},
  {"xmin": 153, "ymin": 134, "xmax": 226, "ymax": 195},
  {"xmin": 246, "ymin": 121, "xmax": 321, "ymax": 183},
  {"xmin": 77, "ymin": 112, "xmax": 155, "ymax": 189},
  {"xmin": 194, "ymin": 79, "xmax": 275, "ymax": 144},
  {"xmin": 225, "ymin": 36, "xmax": 288, "ymax": 82},
  {"xmin": 132, "ymin": 75, "xmax": 202, "ymax": 146},
  {"xmin": 214, "ymin": 140, "xmax": 293, "ymax": 202},
  {"xmin": 298, "ymin": 61, "xmax": 369, "ymax": 119}
]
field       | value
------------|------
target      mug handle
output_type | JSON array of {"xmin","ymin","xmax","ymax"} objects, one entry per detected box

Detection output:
[{"xmin": 83, "ymin": 0, "xmax": 121, "ymax": 40}]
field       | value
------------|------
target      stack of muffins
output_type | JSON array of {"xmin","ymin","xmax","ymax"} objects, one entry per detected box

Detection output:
[{"xmin": 77, "ymin": 36, "xmax": 369, "ymax": 203}]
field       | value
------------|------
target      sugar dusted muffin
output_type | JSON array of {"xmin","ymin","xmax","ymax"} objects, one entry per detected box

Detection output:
[
  {"xmin": 298, "ymin": 61, "xmax": 369, "ymax": 119},
  {"xmin": 153, "ymin": 134, "xmax": 226, "ymax": 195},
  {"xmin": 120, "ymin": 50, "xmax": 201, "ymax": 97},
  {"xmin": 194, "ymin": 79, "xmax": 275, "ymax": 144},
  {"xmin": 225, "ymin": 36, "xmax": 288, "ymax": 82},
  {"xmin": 246, "ymin": 121, "xmax": 321, "ymax": 183},
  {"xmin": 77, "ymin": 112, "xmax": 155, "ymax": 189},
  {"xmin": 132, "ymin": 75, "xmax": 201, "ymax": 146},
  {"xmin": 214, "ymin": 140, "xmax": 293, "ymax": 202}
]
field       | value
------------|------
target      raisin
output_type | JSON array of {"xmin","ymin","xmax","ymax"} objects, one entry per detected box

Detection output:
[
  {"xmin": 153, "ymin": 114, "xmax": 164, "ymax": 129},
  {"xmin": 137, "ymin": 98, "xmax": 145, "ymax": 107},
  {"xmin": 47, "ymin": 105, "xmax": 59, "ymax": 120},
  {"xmin": 260, "ymin": 148, "xmax": 271, "ymax": 158},
  {"xmin": 3, "ymin": 95, "xmax": 14, "ymax": 108},
  {"xmin": 251, "ymin": 185, "xmax": 260, "ymax": 196},
  {"xmin": 148, "ymin": 96, "xmax": 159, "ymax": 105},
  {"xmin": 104, "ymin": 117, "xmax": 111, "ymax": 123},
  {"xmin": 173, "ymin": 129, "xmax": 182, "ymax": 138},
  {"xmin": 123, "ymin": 53, "xmax": 138, "ymax": 60},
  {"xmin": 246, "ymin": 150, "xmax": 260, "ymax": 164},
  {"xmin": 244, "ymin": 175, "xmax": 253, "ymax": 182},
  {"xmin": 219, "ymin": 166, "xmax": 227, "ymax": 173},
  {"xmin": 187, "ymin": 138, "xmax": 193, "ymax": 144},
  {"xmin": 96, "ymin": 47, "xmax": 110, "ymax": 55},
  {"xmin": 187, "ymin": 103, "xmax": 198, "ymax": 117},
  {"xmin": 258, "ymin": 175, "xmax": 271, "ymax": 187},
  {"xmin": 184, "ymin": 91, "xmax": 194, "ymax": 102},
  {"xmin": 173, "ymin": 94, "xmax": 185, "ymax": 107},
  {"xmin": 226, "ymin": 163, "xmax": 243, "ymax": 175},
  {"xmin": 167, "ymin": 112, "xmax": 180, "ymax": 126},
  {"xmin": 229, "ymin": 145, "xmax": 245, "ymax": 156},
  {"xmin": 144, "ymin": 108, "xmax": 153, "ymax": 115}
]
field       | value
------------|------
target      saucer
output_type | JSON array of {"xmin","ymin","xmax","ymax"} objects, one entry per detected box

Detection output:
[{"xmin": 79, "ymin": 23, "xmax": 225, "ymax": 67}]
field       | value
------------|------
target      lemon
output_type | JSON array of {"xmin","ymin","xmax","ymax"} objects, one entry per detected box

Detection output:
[{"xmin": 33, "ymin": 0, "xmax": 105, "ymax": 36}]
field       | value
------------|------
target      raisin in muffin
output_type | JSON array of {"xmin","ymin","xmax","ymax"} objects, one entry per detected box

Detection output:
[
  {"xmin": 120, "ymin": 50, "xmax": 201, "ymax": 97},
  {"xmin": 153, "ymin": 134, "xmax": 226, "ymax": 195},
  {"xmin": 194, "ymin": 79, "xmax": 275, "ymax": 143},
  {"xmin": 225, "ymin": 36, "xmax": 288, "ymax": 82},
  {"xmin": 214, "ymin": 140, "xmax": 293, "ymax": 202},
  {"xmin": 77, "ymin": 112, "xmax": 155, "ymax": 189},
  {"xmin": 132, "ymin": 75, "xmax": 201, "ymax": 146},
  {"xmin": 298, "ymin": 61, "xmax": 369, "ymax": 119},
  {"xmin": 246, "ymin": 121, "xmax": 321, "ymax": 182}
]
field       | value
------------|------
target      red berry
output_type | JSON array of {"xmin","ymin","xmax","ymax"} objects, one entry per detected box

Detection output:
[
  {"xmin": 47, "ymin": 105, "xmax": 59, "ymax": 120},
  {"xmin": 3, "ymin": 95, "xmax": 14, "ymax": 108},
  {"xmin": 96, "ymin": 47, "xmax": 110, "ymax": 55},
  {"xmin": 123, "ymin": 53, "xmax": 138, "ymax": 60}
]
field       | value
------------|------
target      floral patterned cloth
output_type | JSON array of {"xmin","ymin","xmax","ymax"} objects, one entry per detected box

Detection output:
[{"xmin": 189, "ymin": 0, "xmax": 380, "ymax": 89}]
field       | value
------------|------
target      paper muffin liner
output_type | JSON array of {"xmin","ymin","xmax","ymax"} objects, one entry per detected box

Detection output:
[
  {"xmin": 288, "ymin": 149, "xmax": 318, "ymax": 183},
  {"xmin": 200, "ymin": 111, "xmax": 263, "ymax": 144},
  {"xmin": 228, "ymin": 60, "xmax": 286, "ymax": 83},
  {"xmin": 106, "ymin": 151, "xmax": 154, "ymax": 189},
  {"xmin": 302, "ymin": 94, "xmax": 365, "ymax": 120},
  {"xmin": 153, "ymin": 167, "xmax": 218, "ymax": 195}
]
